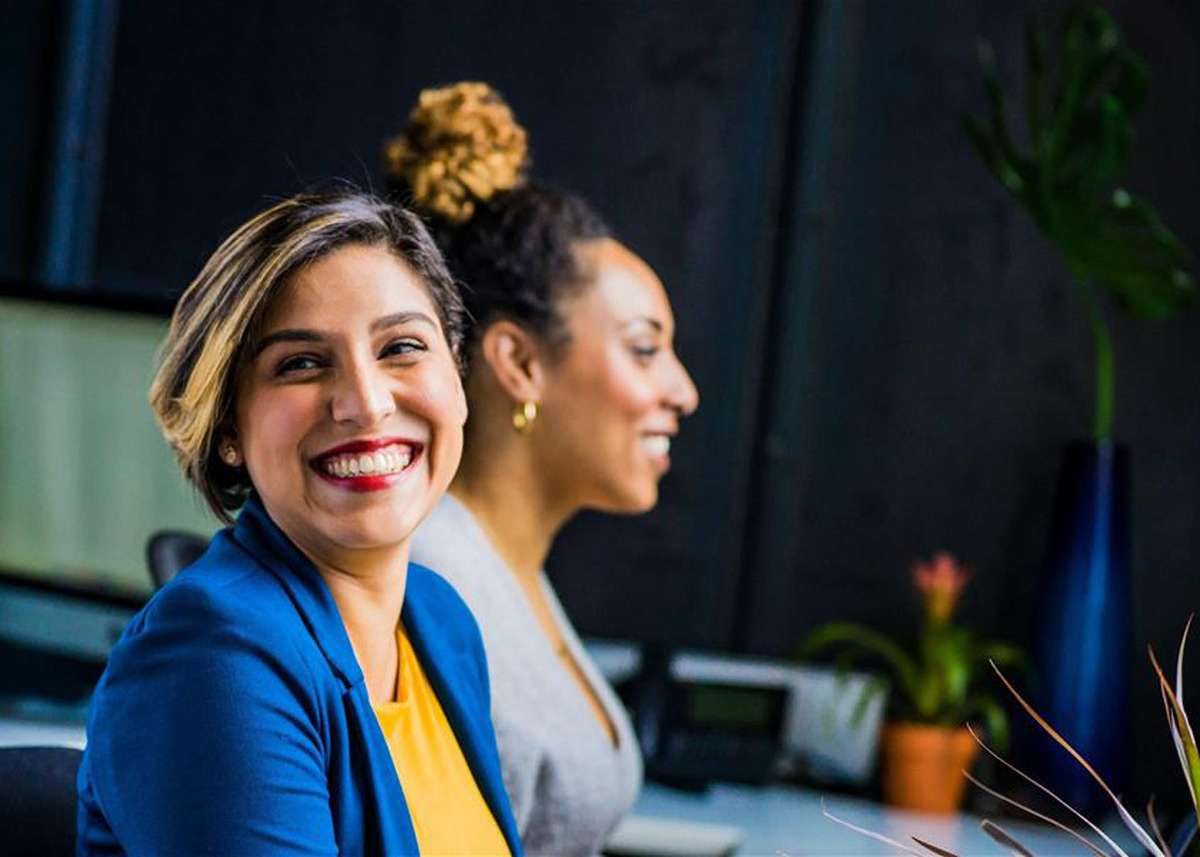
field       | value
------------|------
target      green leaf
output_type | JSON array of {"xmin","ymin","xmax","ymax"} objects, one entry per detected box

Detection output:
[
  {"xmin": 1056, "ymin": 96, "xmax": 1133, "ymax": 196},
  {"xmin": 848, "ymin": 673, "xmax": 889, "ymax": 728},
  {"xmin": 981, "ymin": 820, "xmax": 1034, "ymax": 857},
  {"xmin": 1024, "ymin": 15, "xmax": 1047, "ymax": 151},
  {"xmin": 981, "ymin": 42, "xmax": 1019, "ymax": 172},
  {"xmin": 975, "ymin": 641, "xmax": 1028, "ymax": 670},
  {"xmin": 966, "ymin": 725, "xmax": 1129, "ymax": 857},
  {"xmin": 1109, "ymin": 51, "xmax": 1151, "ymax": 117},
  {"xmin": 992, "ymin": 662, "xmax": 1167, "ymax": 856},
  {"xmin": 926, "ymin": 626, "xmax": 972, "ymax": 709},
  {"xmin": 1071, "ymin": 194, "xmax": 1195, "ymax": 317},
  {"xmin": 961, "ymin": 115, "xmax": 1026, "ymax": 204},
  {"xmin": 963, "ymin": 692, "xmax": 1011, "ymax": 754},
  {"xmin": 797, "ymin": 622, "xmax": 921, "ymax": 707},
  {"xmin": 1046, "ymin": 11, "xmax": 1092, "ymax": 169},
  {"xmin": 962, "ymin": 5, "xmax": 1195, "ymax": 436},
  {"xmin": 1149, "ymin": 645, "xmax": 1200, "ymax": 821}
]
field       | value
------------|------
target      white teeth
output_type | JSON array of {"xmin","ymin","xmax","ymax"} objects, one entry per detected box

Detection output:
[
  {"xmin": 640, "ymin": 435, "xmax": 671, "ymax": 458},
  {"xmin": 321, "ymin": 444, "xmax": 416, "ymax": 478}
]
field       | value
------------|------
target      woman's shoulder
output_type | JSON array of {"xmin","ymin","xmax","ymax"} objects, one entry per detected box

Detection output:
[
  {"xmin": 410, "ymin": 495, "xmax": 496, "ymax": 596},
  {"xmin": 81, "ymin": 535, "xmax": 342, "ymax": 855},
  {"xmin": 105, "ymin": 531, "xmax": 323, "ymax": 700},
  {"xmin": 133, "ymin": 531, "xmax": 298, "ymax": 637},
  {"xmin": 405, "ymin": 562, "xmax": 485, "ymax": 647}
]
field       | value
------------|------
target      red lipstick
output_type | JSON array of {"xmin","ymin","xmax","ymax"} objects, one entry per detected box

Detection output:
[
  {"xmin": 314, "ymin": 437, "xmax": 416, "ymax": 458},
  {"xmin": 309, "ymin": 437, "xmax": 424, "ymax": 493}
]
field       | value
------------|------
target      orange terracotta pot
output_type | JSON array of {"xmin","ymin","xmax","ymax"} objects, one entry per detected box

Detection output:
[{"xmin": 881, "ymin": 722, "xmax": 980, "ymax": 814}]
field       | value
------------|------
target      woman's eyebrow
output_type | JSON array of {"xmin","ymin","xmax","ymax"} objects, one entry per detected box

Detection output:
[
  {"xmin": 252, "ymin": 312, "xmax": 437, "ymax": 356},
  {"xmin": 252, "ymin": 329, "xmax": 325, "ymax": 357},
  {"xmin": 621, "ymin": 316, "xmax": 664, "ymax": 333},
  {"xmin": 371, "ymin": 311, "xmax": 437, "ymax": 332}
]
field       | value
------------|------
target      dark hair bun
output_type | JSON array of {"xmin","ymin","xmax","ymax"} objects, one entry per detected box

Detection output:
[
  {"xmin": 384, "ymin": 82, "xmax": 529, "ymax": 224},
  {"xmin": 385, "ymin": 82, "xmax": 610, "ymax": 357}
]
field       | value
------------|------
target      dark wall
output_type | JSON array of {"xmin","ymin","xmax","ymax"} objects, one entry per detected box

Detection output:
[
  {"xmin": 731, "ymin": 0, "xmax": 1200, "ymax": 802},
  {"xmin": 6, "ymin": 0, "xmax": 1200, "ymax": 800},
  {"xmin": 0, "ymin": 1, "xmax": 63, "ymax": 279},
  {"xmin": 8, "ymin": 0, "xmax": 805, "ymax": 649}
]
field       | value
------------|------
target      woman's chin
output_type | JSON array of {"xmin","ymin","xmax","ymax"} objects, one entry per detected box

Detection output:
[
  {"xmin": 593, "ymin": 481, "xmax": 659, "ymax": 516},
  {"xmin": 314, "ymin": 508, "xmax": 422, "ymax": 553}
]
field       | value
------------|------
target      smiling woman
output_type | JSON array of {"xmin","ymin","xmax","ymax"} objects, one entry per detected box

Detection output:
[
  {"xmin": 232, "ymin": 244, "xmax": 466, "ymax": 566},
  {"xmin": 75, "ymin": 189, "xmax": 522, "ymax": 855},
  {"xmin": 389, "ymin": 82, "xmax": 699, "ymax": 855}
]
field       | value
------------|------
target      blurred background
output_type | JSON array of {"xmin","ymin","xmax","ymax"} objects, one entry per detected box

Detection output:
[{"xmin": 3, "ymin": 0, "xmax": 1200, "ymax": 821}]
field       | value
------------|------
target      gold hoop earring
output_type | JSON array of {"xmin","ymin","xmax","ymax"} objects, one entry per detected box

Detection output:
[{"xmin": 512, "ymin": 401, "xmax": 538, "ymax": 434}]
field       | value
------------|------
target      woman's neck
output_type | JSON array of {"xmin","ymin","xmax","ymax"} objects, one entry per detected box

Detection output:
[
  {"xmin": 450, "ymin": 450, "xmax": 572, "ymax": 583},
  {"xmin": 297, "ymin": 538, "xmax": 410, "ymax": 706}
]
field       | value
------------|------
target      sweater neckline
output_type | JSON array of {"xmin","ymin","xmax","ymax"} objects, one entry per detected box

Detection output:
[{"xmin": 438, "ymin": 493, "xmax": 626, "ymax": 752}]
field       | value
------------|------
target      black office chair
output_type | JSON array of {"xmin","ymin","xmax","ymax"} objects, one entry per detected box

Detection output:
[
  {"xmin": 0, "ymin": 745, "xmax": 83, "ymax": 856},
  {"xmin": 146, "ymin": 530, "xmax": 209, "ymax": 589}
]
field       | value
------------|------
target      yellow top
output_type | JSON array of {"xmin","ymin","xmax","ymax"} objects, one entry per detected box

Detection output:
[{"xmin": 373, "ymin": 626, "xmax": 510, "ymax": 856}]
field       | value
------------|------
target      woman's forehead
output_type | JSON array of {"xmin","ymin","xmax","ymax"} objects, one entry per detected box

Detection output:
[
  {"xmin": 262, "ymin": 245, "xmax": 435, "ymax": 328},
  {"xmin": 571, "ymin": 241, "xmax": 673, "ymax": 330}
]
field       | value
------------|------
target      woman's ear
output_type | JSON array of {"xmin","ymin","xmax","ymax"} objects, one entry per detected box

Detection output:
[
  {"xmin": 218, "ymin": 430, "xmax": 243, "ymax": 468},
  {"xmin": 477, "ymin": 320, "xmax": 545, "ymax": 404}
]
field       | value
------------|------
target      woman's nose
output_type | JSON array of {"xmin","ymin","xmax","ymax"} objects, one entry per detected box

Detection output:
[
  {"xmin": 665, "ymin": 352, "xmax": 699, "ymax": 416},
  {"xmin": 330, "ymin": 361, "xmax": 396, "ymax": 427}
]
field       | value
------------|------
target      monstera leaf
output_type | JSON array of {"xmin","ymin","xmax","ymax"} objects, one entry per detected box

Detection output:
[{"xmin": 963, "ymin": 8, "xmax": 1194, "ymax": 440}]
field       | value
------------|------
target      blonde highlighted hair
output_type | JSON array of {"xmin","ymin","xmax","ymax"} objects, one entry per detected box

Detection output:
[{"xmin": 149, "ymin": 188, "xmax": 465, "ymax": 522}]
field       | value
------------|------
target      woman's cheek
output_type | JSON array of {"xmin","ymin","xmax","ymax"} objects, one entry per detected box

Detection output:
[
  {"xmin": 600, "ymin": 350, "xmax": 658, "ymax": 417},
  {"xmin": 613, "ymin": 372, "xmax": 660, "ymax": 419},
  {"xmin": 410, "ymin": 364, "xmax": 467, "ymax": 479},
  {"xmin": 239, "ymin": 389, "xmax": 293, "ymax": 464},
  {"xmin": 416, "ymin": 362, "xmax": 468, "ymax": 427}
]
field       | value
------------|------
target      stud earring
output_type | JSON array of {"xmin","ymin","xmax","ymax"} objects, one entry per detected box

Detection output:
[
  {"xmin": 220, "ymin": 444, "xmax": 240, "ymax": 466},
  {"xmin": 511, "ymin": 401, "xmax": 538, "ymax": 435}
]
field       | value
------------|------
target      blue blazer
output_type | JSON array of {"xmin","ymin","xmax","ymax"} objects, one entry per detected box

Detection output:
[{"xmin": 77, "ymin": 497, "xmax": 522, "ymax": 855}]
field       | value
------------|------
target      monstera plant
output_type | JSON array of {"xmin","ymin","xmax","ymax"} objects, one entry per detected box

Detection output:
[
  {"xmin": 962, "ymin": 6, "xmax": 1194, "ymax": 440},
  {"xmin": 962, "ymin": 6, "xmax": 1196, "ymax": 810}
]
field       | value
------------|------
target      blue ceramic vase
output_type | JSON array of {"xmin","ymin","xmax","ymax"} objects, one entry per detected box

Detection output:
[{"xmin": 1035, "ymin": 440, "xmax": 1132, "ymax": 809}]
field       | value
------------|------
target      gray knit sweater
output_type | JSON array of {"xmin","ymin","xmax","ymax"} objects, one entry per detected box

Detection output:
[{"xmin": 411, "ymin": 495, "xmax": 642, "ymax": 856}]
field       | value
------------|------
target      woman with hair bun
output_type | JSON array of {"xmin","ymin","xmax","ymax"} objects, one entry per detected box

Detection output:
[{"xmin": 386, "ymin": 83, "xmax": 699, "ymax": 855}]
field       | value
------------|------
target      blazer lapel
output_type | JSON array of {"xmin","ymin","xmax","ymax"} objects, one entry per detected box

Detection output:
[
  {"xmin": 229, "ymin": 498, "xmax": 419, "ymax": 854},
  {"xmin": 403, "ymin": 569, "xmax": 523, "ymax": 855},
  {"xmin": 343, "ymin": 685, "xmax": 420, "ymax": 853},
  {"xmin": 230, "ymin": 498, "xmax": 363, "ymax": 688}
]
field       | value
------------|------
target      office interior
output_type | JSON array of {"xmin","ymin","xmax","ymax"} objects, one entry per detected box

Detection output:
[{"xmin": 4, "ymin": 0, "xmax": 1200, "ymax": 852}]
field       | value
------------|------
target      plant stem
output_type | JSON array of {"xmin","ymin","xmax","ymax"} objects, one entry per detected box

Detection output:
[{"xmin": 1075, "ymin": 279, "xmax": 1115, "ymax": 442}]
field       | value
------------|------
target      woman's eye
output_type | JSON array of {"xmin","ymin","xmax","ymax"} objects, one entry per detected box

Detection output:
[
  {"xmin": 381, "ymin": 338, "xmax": 427, "ymax": 359},
  {"xmin": 275, "ymin": 354, "xmax": 323, "ymax": 376},
  {"xmin": 631, "ymin": 344, "xmax": 660, "ymax": 362}
]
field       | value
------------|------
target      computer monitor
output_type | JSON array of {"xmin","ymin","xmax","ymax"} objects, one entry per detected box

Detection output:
[{"xmin": 0, "ymin": 289, "xmax": 216, "ymax": 663}]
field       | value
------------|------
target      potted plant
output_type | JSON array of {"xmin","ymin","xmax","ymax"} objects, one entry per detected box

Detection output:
[
  {"xmin": 798, "ymin": 553, "xmax": 1024, "ymax": 813},
  {"xmin": 962, "ymin": 6, "xmax": 1195, "ymax": 807},
  {"xmin": 823, "ymin": 619, "xmax": 1200, "ymax": 856}
]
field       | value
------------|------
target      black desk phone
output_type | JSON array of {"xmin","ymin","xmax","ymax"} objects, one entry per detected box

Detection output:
[{"xmin": 627, "ymin": 647, "xmax": 789, "ymax": 789}]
